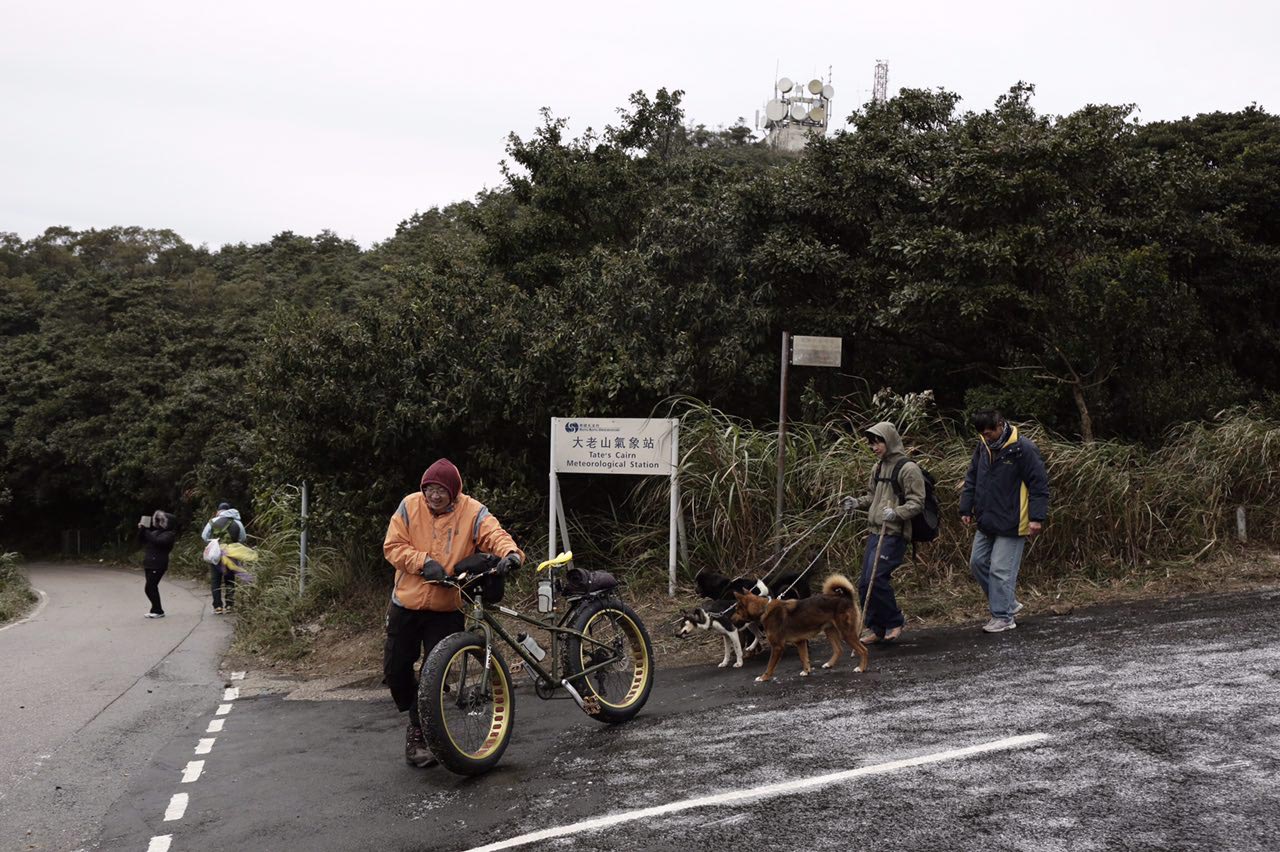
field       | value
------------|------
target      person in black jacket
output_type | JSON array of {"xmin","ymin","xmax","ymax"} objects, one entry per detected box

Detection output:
[
  {"xmin": 139, "ymin": 510, "xmax": 178, "ymax": 618},
  {"xmin": 959, "ymin": 410, "xmax": 1050, "ymax": 633}
]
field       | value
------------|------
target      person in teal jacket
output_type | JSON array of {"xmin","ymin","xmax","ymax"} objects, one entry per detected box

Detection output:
[{"xmin": 959, "ymin": 410, "xmax": 1049, "ymax": 633}]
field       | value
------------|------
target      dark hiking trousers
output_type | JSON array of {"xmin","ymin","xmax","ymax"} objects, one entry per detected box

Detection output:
[
  {"xmin": 384, "ymin": 603, "xmax": 466, "ymax": 727},
  {"xmin": 211, "ymin": 565, "xmax": 236, "ymax": 609},
  {"xmin": 144, "ymin": 568, "xmax": 166, "ymax": 614},
  {"xmin": 858, "ymin": 533, "xmax": 907, "ymax": 634}
]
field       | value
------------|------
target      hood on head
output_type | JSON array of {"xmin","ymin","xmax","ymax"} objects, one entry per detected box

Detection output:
[
  {"xmin": 420, "ymin": 458, "xmax": 463, "ymax": 501},
  {"xmin": 152, "ymin": 511, "xmax": 177, "ymax": 530},
  {"xmin": 864, "ymin": 421, "xmax": 905, "ymax": 456}
]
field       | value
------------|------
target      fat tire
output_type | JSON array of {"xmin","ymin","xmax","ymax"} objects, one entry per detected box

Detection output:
[
  {"xmin": 565, "ymin": 598, "xmax": 654, "ymax": 724},
  {"xmin": 419, "ymin": 631, "xmax": 515, "ymax": 776}
]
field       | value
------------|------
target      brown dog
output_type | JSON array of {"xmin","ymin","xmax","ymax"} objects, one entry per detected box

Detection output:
[{"xmin": 732, "ymin": 574, "xmax": 869, "ymax": 682}]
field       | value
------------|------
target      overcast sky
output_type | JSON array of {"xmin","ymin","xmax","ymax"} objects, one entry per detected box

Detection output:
[{"xmin": 3, "ymin": 0, "xmax": 1277, "ymax": 249}]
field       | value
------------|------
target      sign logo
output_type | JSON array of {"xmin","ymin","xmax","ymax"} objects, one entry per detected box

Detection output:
[{"xmin": 564, "ymin": 422, "xmax": 579, "ymax": 433}]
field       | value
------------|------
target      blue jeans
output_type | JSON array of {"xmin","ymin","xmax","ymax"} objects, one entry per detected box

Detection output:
[
  {"xmin": 859, "ymin": 533, "xmax": 907, "ymax": 634},
  {"xmin": 969, "ymin": 529, "xmax": 1026, "ymax": 620}
]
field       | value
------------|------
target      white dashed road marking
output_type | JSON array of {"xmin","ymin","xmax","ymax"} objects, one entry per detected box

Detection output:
[
  {"xmin": 150, "ymin": 674, "xmax": 247, "ymax": 849},
  {"xmin": 464, "ymin": 733, "xmax": 1050, "ymax": 852},
  {"xmin": 163, "ymin": 793, "xmax": 189, "ymax": 822}
]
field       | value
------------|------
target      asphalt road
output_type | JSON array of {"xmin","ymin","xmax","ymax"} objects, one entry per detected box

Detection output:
[
  {"xmin": 76, "ymin": 582, "xmax": 1280, "ymax": 852},
  {"xmin": 0, "ymin": 562, "xmax": 231, "ymax": 852}
]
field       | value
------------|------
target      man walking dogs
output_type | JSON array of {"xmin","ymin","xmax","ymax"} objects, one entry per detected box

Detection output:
[
  {"xmin": 840, "ymin": 421, "xmax": 926, "ymax": 644},
  {"xmin": 383, "ymin": 458, "xmax": 524, "ymax": 768},
  {"xmin": 960, "ymin": 410, "xmax": 1050, "ymax": 633}
]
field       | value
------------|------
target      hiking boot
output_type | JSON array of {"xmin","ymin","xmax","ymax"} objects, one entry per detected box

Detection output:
[
  {"xmin": 982, "ymin": 618, "xmax": 1017, "ymax": 633},
  {"xmin": 405, "ymin": 723, "xmax": 437, "ymax": 768},
  {"xmin": 1011, "ymin": 601, "xmax": 1025, "ymax": 617}
]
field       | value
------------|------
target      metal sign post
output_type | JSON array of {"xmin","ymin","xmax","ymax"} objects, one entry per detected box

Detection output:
[
  {"xmin": 774, "ymin": 333, "xmax": 843, "ymax": 561},
  {"xmin": 299, "ymin": 480, "xmax": 309, "ymax": 595},
  {"xmin": 550, "ymin": 417, "xmax": 682, "ymax": 596}
]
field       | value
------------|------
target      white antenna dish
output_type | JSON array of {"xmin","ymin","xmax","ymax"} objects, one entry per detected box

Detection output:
[
  {"xmin": 789, "ymin": 102, "xmax": 807, "ymax": 121},
  {"xmin": 778, "ymin": 77, "xmax": 794, "ymax": 93},
  {"xmin": 765, "ymin": 99, "xmax": 787, "ymax": 122},
  {"xmin": 808, "ymin": 79, "xmax": 823, "ymax": 95},
  {"xmin": 808, "ymin": 106, "xmax": 826, "ymax": 122},
  {"xmin": 822, "ymin": 84, "xmax": 835, "ymax": 100}
]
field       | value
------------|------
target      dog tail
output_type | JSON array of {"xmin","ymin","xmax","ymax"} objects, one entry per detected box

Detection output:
[{"xmin": 822, "ymin": 574, "xmax": 855, "ymax": 597}]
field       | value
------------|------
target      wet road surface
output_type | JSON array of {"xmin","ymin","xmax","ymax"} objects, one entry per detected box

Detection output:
[{"xmin": 91, "ymin": 588, "xmax": 1280, "ymax": 851}]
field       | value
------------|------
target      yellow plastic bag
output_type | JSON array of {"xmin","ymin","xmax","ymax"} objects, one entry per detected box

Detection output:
[{"xmin": 220, "ymin": 542, "xmax": 259, "ymax": 582}]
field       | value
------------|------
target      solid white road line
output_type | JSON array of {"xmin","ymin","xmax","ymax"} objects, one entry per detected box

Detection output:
[
  {"xmin": 146, "ymin": 835, "xmax": 172, "ymax": 852},
  {"xmin": 163, "ymin": 793, "xmax": 189, "ymax": 822},
  {"xmin": 216, "ymin": 703, "xmax": 233, "ymax": 715},
  {"xmin": 181, "ymin": 760, "xmax": 205, "ymax": 783},
  {"xmin": 207, "ymin": 718, "xmax": 225, "ymax": 733},
  {"xmin": 195, "ymin": 738, "xmax": 216, "ymax": 755},
  {"xmin": 222, "ymin": 687, "xmax": 239, "ymax": 701},
  {"xmin": 464, "ymin": 733, "xmax": 1050, "ymax": 852}
]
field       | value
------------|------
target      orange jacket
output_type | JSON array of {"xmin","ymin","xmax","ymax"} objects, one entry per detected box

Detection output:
[{"xmin": 383, "ymin": 491, "xmax": 521, "ymax": 612}]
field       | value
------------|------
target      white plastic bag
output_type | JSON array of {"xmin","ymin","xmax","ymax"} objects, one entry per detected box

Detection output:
[{"xmin": 202, "ymin": 539, "xmax": 223, "ymax": 565}]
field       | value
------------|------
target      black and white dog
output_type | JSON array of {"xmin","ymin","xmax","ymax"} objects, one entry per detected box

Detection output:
[
  {"xmin": 677, "ymin": 600, "xmax": 762, "ymax": 668},
  {"xmin": 683, "ymin": 570, "xmax": 813, "ymax": 668}
]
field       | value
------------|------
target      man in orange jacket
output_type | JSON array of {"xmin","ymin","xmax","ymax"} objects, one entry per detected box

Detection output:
[{"xmin": 383, "ymin": 458, "xmax": 524, "ymax": 768}]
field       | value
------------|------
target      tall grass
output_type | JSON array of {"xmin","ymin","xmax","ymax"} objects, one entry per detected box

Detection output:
[
  {"xmin": 172, "ymin": 486, "xmax": 387, "ymax": 658},
  {"xmin": 0, "ymin": 551, "xmax": 38, "ymax": 624},
  {"xmin": 611, "ymin": 398, "xmax": 1280, "ymax": 595}
]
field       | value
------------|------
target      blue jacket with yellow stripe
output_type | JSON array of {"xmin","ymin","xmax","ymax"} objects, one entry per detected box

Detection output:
[{"xmin": 959, "ymin": 425, "xmax": 1049, "ymax": 538}]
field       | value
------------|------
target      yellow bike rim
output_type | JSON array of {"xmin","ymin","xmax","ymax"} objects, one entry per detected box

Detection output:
[
  {"xmin": 438, "ymin": 647, "xmax": 511, "ymax": 760},
  {"xmin": 579, "ymin": 609, "xmax": 650, "ymax": 709}
]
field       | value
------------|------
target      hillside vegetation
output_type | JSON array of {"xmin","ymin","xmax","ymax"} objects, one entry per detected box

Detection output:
[{"xmin": 2, "ymin": 86, "xmax": 1278, "ymax": 627}]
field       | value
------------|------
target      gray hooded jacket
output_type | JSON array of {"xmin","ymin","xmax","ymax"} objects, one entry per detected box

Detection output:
[{"xmin": 847, "ymin": 421, "xmax": 926, "ymax": 540}]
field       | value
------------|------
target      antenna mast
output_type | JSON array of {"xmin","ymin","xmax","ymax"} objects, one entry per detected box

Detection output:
[{"xmin": 872, "ymin": 60, "xmax": 889, "ymax": 103}]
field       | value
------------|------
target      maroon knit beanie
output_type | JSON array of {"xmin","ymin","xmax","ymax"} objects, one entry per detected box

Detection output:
[{"xmin": 420, "ymin": 458, "xmax": 462, "ymax": 501}]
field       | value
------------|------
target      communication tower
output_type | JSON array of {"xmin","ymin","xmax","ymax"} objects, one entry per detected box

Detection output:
[
  {"xmin": 872, "ymin": 60, "xmax": 889, "ymax": 103},
  {"xmin": 758, "ymin": 73, "xmax": 835, "ymax": 152}
]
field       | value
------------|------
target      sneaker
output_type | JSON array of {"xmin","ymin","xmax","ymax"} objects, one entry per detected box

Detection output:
[
  {"xmin": 1011, "ymin": 601, "xmax": 1025, "ymax": 616},
  {"xmin": 213, "ymin": 606, "xmax": 224, "ymax": 614},
  {"xmin": 404, "ymin": 723, "xmax": 437, "ymax": 768},
  {"xmin": 883, "ymin": 625, "xmax": 903, "ymax": 642},
  {"xmin": 859, "ymin": 629, "xmax": 882, "ymax": 644},
  {"xmin": 145, "ymin": 612, "xmax": 166, "ymax": 619},
  {"xmin": 982, "ymin": 618, "xmax": 1017, "ymax": 633}
]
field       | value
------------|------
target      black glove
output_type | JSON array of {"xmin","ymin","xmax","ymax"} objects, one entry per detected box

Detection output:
[
  {"xmin": 496, "ymin": 552, "xmax": 522, "ymax": 576},
  {"xmin": 421, "ymin": 558, "xmax": 446, "ymax": 582}
]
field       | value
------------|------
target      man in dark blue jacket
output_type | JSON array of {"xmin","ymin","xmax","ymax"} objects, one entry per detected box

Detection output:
[{"xmin": 959, "ymin": 409, "xmax": 1050, "ymax": 633}]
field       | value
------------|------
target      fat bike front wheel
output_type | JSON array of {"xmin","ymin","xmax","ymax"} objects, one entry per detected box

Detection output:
[{"xmin": 419, "ymin": 631, "xmax": 515, "ymax": 776}]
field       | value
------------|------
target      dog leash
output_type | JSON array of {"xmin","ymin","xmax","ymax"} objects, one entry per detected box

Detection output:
[
  {"xmin": 770, "ymin": 511, "xmax": 849, "ymax": 600},
  {"xmin": 691, "ymin": 506, "xmax": 841, "ymax": 592}
]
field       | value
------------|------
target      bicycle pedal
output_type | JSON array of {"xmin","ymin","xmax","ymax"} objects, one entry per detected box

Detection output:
[{"xmin": 583, "ymin": 696, "xmax": 601, "ymax": 716}]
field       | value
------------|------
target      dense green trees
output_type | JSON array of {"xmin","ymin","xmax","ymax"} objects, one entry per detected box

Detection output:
[{"xmin": 1, "ymin": 85, "xmax": 1277, "ymax": 554}]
